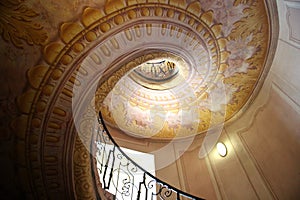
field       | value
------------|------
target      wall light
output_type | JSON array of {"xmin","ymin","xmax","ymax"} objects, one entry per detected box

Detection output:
[{"xmin": 216, "ymin": 142, "xmax": 227, "ymax": 157}]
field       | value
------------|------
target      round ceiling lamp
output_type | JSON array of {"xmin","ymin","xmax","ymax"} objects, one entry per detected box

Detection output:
[{"xmin": 216, "ymin": 142, "xmax": 227, "ymax": 157}]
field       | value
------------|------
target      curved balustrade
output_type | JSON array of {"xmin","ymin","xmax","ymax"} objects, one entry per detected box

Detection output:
[{"xmin": 94, "ymin": 112, "xmax": 204, "ymax": 200}]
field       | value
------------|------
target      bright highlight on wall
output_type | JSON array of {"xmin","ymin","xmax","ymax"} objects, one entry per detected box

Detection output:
[{"xmin": 216, "ymin": 142, "xmax": 227, "ymax": 157}]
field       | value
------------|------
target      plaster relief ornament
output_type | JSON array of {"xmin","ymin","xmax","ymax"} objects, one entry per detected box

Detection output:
[
  {"xmin": 0, "ymin": 0, "xmax": 47, "ymax": 48},
  {"xmin": 13, "ymin": 0, "xmax": 277, "ymax": 198}
]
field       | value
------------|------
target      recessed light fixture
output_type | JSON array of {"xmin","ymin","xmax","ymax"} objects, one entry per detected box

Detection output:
[{"xmin": 216, "ymin": 142, "xmax": 227, "ymax": 157}]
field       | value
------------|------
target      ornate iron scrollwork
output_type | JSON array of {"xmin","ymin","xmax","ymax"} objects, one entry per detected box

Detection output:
[{"xmin": 94, "ymin": 112, "xmax": 204, "ymax": 200}]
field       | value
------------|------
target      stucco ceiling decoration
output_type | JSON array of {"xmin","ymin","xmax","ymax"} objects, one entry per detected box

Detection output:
[
  {"xmin": 0, "ymin": 0, "xmax": 48, "ymax": 48},
  {"xmin": 15, "ymin": 0, "xmax": 275, "ymax": 198},
  {"xmin": 93, "ymin": 0, "xmax": 270, "ymax": 139}
]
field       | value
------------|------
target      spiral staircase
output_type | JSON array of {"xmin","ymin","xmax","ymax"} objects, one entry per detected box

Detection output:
[
  {"xmin": 10, "ymin": 0, "xmax": 281, "ymax": 199},
  {"xmin": 94, "ymin": 112, "xmax": 204, "ymax": 199}
]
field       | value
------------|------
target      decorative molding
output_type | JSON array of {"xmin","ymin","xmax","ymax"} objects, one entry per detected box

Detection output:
[
  {"xmin": 0, "ymin": 0, "xmax": 48, "ymax": 48},
  {"xmin": 286, "ymin": 3, "xmax": 300, "ymax": 45},
  {"xmin": 269, "ymin": 71, "xmax": 300, "ymax": 112},
  {"xmin": 225, "ymin": 69, "xmax": 300, "ymax": 199},
  {"xmin": 224, "ymin": 129, "xmax": 261, "ymax": 199},
  {"xmin": 94, "ymin": 0, "xmax": 272, "ymax": 139},
  {"xmin": 205, "ymin": 143, "xmax": 228, "ymax": 200},
  {"xmin": 204, "ymin": 155, "xmax": 223, "ymax": 200},
  {"xmin": 232, "ymin": 78, "xmax": 300, "ymax": 199},
  {"xmin": 224, "ymin": 74, "xmax": 278, "ymax": 199},
  {"xmin": 236, "ymin": 82, "xmax": 300, "ymax": 200},
  {"xmin": 13, "ymin": 0, "xmax": 277, "ymax": 199}
]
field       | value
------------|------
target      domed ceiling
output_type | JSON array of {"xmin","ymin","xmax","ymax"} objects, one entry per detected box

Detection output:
[
  {"xmin": 88, "ymin": 0, "xmax": 272, "ymax": 139},
  {"xmin": 16, "ymin": 0, "xmax": 274, "ymax": 168}
]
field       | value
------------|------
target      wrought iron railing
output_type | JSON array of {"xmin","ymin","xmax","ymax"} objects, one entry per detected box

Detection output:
[{"xmin": 93, "ymin": 112, "xmax": 204, "ymax": 200}]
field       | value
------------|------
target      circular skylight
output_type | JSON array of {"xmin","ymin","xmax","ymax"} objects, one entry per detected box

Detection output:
[
  {"xmin": 133, "ymin": 59, "xmax": 179, "ymax": 82},
  {"xmin": 128, "ymin": 52, "xmax": 192, "ymax": 91}
]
